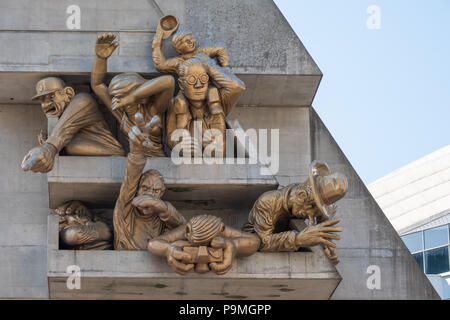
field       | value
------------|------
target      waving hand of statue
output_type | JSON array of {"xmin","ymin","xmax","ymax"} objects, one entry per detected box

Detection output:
[{"xmin": 95, "ymin": 33, "xmax": 119, "ymax": 59}]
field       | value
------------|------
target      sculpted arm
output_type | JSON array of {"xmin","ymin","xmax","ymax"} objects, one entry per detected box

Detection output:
[
  {"xmin": 91, "ymin": 33, "xmax": 123, "ymax": 123},
  {"xmin": 201, "ymin": 46, "xmax": 230, "ymax": 68},
  {"xmin": 152, "ymin": 31, "xmax": 182, "ymax": 74},
  {"xmin": 204, "ymin": 60, "xmax": 245, "ymax": 117}
]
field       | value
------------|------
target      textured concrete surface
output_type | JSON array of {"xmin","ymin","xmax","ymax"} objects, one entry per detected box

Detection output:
[
  {"xmin": 0, "ymin": 0, "xmax": 321, "ymax": 106},
  {"xmin": 47, "ymin": 156, "xmax": 278, "ymax": 209},
  {"xmin": 0, "ymin": 104, "xmax": 49, "ymax": 298},
  {"xmin": 308, "ymin": 108, "xmax": 439, "ymax": 300},
  {"xmin": 47, "ymin": 215, "xmax": 341, "ymax": 300}
]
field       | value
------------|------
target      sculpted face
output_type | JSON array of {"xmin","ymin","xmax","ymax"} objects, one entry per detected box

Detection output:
[
  {"xmin": 181, "ymin": 63, "xmax": 209, "ymax": 102},
  {"xmin": 137, "ymin": 175, "xmax": 165, "ymax": 199},
  {"xmin": 39, "ymin": 89, "xmax": 72, "ymax": 118},
  {"xmin": 177, "ymin": 34, "xmax": 196, "ymax": 54}
]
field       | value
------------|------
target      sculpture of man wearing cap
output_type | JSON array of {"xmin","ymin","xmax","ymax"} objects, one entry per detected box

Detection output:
[
  {"xmin": 21, "ymin": 77, "xmax": 125, "ymax": 173},
  {"xmin": 243, "ymin": 161, "xmax": 348, "ymax": 264}
]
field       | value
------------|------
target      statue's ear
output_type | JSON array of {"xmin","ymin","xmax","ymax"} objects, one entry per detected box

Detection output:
[
  {"xmin": 297, "ymin": 189, "xmax": 308, "ymax": 203},
  {"xmin": 64, "ymin": 87, "xmax": 75, "ymax": 100}
]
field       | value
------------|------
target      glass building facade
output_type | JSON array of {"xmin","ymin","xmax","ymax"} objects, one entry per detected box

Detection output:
[{"xmin": 401, "ymin": 224, "xmax": 450, "ymax": 275}]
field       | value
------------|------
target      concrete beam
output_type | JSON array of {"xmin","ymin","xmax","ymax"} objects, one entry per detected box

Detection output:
[
  {"xmin": 0, "ymin": 0, "xmax": 321, "ymax": 107},
  {"xmin": 47, "ymin": 215, "xmax": 341, "ymax": 300}
]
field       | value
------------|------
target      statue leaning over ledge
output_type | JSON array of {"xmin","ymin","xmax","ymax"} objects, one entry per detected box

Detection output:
[
  {"xmin": 21, "ymin": 77, "xmax": 125, "ymax": 173},
  {"xmin": 243, "ymin": 161, "xmax": 348, "ymax": 264},
  {"xmin": 55, "ymin": 200, "xmax": 112, "ymax": 250},
  {"xmin": 91, "ymin": 33, "xmax": 175, "ymax": 157},
  {"xmin": 114, "ymin": 113, "xmax": 186, "ymax": 250},
  {"xmin": 148, "ymin": 214, "xmax": 260, "ymax": 275}
]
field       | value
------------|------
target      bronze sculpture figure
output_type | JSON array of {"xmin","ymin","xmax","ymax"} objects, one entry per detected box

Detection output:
[
  {"xmin": 22, "ymin": 77, "xmax": 125, "ymax": 173},
  {"xmin": 152, "ymin": 15, "xmax": 246, "ymax": 155},
  {"xmin": 91, "ymin": 33, "xmax": 175, "ymax": 157},
  {"xmin": 56, "ymin": 201, "xmax": 112, "ymax": 250},
  {"xmin": 148, "ymin": 214, "xmax": 260, "ymax": 275},
  {"xmin": 243, "ymin": 161, "xmax": 348, "ymax": 264},
  {"xmin": 113, "ymin": 113, "xmax": 186, "ymax": 250}
]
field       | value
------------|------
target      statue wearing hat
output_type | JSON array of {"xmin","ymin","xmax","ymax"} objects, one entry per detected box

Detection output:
[
  {"xmin": 21, "ymin": 77, "xmax": 125, "ymax": 173},
  {"xmin": 243, "ymin": 161, "xmax": 348, "ymax": 264}
]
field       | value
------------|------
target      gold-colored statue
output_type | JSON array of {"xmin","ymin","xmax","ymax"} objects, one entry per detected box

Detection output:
[
  {"xmin": 91, "ymin": 33, "xmax": 175, "ymax": 157},
  {"xmin": 152, "ymin": 15, "xmax": 246, "ymax": 155},
  {"xmin": 113, "ymin": 113, "xmax": 186, "ymax": 250},
  {"xmin": 55, "ymin": 201, "xmax": 112, "ymax": 250},
  {"xmin": 22, "ymin": 77, "xmax": 125, "ymax": 173},
  {"xmin": 243, "ymin": 161, "xmax": 348, "ymax": 264},
  {"xmin": 148, "ymin": 214, "xmax": 260, "ymax": 275}
]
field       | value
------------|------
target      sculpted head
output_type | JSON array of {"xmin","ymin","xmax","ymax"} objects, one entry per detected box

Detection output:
[
  {"xmin": 172, "ymin": 30, "xmax": 196, "ymax": 55},
  {"xmin": 178, "ymin": 58, "xmax": 209, "ymax": 102},
  {"xmin": 137, "ymin": 169, "xmax": 166, "ymax": 199},
  {"xmin": 288, "ymin": 182, "xmax": 315, "ymax": 219},
  {"xmin": 32, "ymin": 77, "xmax": 75, "ymax": 118},
  {"xmin": 185, "ymin": 215, "xmax": 225, "ymax": 246},
  {"xmin": 108, "ymin": 73, "xmax": 148, "ymax": 109}
]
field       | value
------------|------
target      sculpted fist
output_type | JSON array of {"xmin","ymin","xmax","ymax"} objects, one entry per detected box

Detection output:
[
  {"xmin": 295, "ymin": 218, "xmax": 342, "ymax": 248},
  {"xmin": 95, "ymin": 33, "xmax": 119, "ymax": 59},
  {"xmin": 209, "ymin": 237, "xmax": 236, "ymax": 275},
  {"xmin": 166, "ymin": 244, "xmax": 194, "ymax": 275},
  {"xmin": 55, "ymin": 200, "xmax": 90, "ymax": 217},
  {"xmin": 21, "ymin": 143, "xmax": 57, "ymax": 173}
]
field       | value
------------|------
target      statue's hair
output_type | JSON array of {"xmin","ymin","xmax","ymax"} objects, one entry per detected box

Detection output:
[
  {"xmin": 292, "ymin": 180, "xmax": 313, "ymax": 204},
  {"xmin": 172, "ymin": 30, "xmax": 193, "ymax": 54},
  {"xmin": 108, "ymin": 72, "xmax": 146, "ymax": 98},
  {"xmin": 177, "ymin": 58, "xmax": 206, "ymax": 90},
  {"xmin": 138, "ymin": 169, "xmax": 166, "ymax": 193},
  {"xmin": 186, "ymin": 215, "xmax": 224, "ymax": 245}
]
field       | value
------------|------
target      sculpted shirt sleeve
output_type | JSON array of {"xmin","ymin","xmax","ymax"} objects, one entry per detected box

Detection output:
[
  {"xmin": 198, "ymin": 46, "xmax": 230, "ymax": 67},
  {"xmin": 152, "ymin": 35, "xmax": 182, "ymax": 74},
  {"xmin": 249, "ymin": 193, "xmax": 299, "ymax": 252},
  {"xmin": 113, "ymin": 152, "xmax": 146, "ymax": 249},
  {"xmin": 159, "ymin": 202, "xmax": 187, "ymax": 230},
  {"xmin": 46, "ymin": 93, "xmax": 104, "ymax": 152}
]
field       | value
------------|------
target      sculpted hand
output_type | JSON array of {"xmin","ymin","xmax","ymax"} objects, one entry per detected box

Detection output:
[
  {"xmin": 132, "ymin": 194, "xmax": 167, "ymax": 214},
  {"xmin": 209, "ymin": 237, "xmax": 236, "ymax": 275},
  {"xmin": 55, "ymin": 201, "xmax": 90, "ymax": 217},
  {"xmin": 95, "ymin": 33, "xmax": 119, "ymax": 59},
  {"xmin": 111, "ymin": 94, "xmax": 136, "ymax": 111},
  {"xmin": 128, "ymin": 113, "xmax": 161, "ymax": 154},
  {"xmin": 295, "ymin": 218, "xmax": 342, "ymax": 248},
  {"xmin": 37, "ymin": 129, "xmax": 47, "ymax": 146},
  {"xmin": 21, "ymin": 143, "xmax": 57, "ymax": 173},
  {"xmin": 167, "ymin": 245, "xmax": 194, "ymax": 275}
]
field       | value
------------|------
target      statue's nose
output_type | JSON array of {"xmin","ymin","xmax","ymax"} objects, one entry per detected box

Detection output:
[{"xmin": 194, "ymin": 78, "xmax": 203, "ymax": 88}]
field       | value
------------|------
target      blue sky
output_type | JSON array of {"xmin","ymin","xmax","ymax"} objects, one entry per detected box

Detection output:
[{"xmin": 274, "ymin": 0, "xmax": 450, "ymax": 184}]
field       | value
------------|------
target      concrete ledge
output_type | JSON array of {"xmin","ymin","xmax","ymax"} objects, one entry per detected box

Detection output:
[
  {"xmin": 47, "ymin": 156, "xmax": 279, "ymax": 209},
  {"xmin": 47, "ymin": 215, "xmax": 341, "ymax": 299}
]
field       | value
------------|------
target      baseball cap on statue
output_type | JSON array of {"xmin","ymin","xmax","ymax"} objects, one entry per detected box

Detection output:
[{"xmin": 31, "ymin": 77, "xmax": 66, "ymax": 100}]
